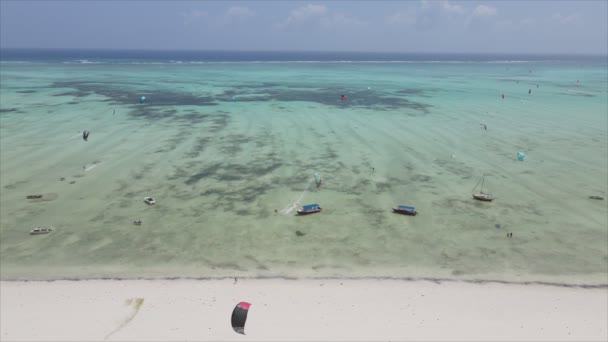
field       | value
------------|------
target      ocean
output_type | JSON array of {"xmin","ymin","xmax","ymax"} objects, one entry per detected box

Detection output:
[{"xmin": 1, "ymin": 49, "xmax": 606, "ymax": 284}]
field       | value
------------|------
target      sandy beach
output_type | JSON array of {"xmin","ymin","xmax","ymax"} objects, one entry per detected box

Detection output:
[{"xmin": 1, "ymin": 278, "xmax": 606, "ymax": 341}]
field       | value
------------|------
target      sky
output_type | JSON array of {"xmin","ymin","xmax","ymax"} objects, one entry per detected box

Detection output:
[{"xmin": 1, "ymin": 1, "xmax": 607, "ymax": 54}]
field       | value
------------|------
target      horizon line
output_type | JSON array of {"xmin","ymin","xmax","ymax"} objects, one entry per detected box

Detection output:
[{"xmin": 1, "ymin": 47, "xmax": 606, "ymax": 56}]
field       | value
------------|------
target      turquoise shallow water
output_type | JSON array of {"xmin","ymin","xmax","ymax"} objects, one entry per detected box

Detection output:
[{"xmin": 1, "ymin": 54, "xmax": 607, "ymax": 283}]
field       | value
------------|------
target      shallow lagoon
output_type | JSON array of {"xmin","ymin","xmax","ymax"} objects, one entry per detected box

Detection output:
[{"xmin": 1, "ymin": 55, "xmax": 606, "ymax": 284}]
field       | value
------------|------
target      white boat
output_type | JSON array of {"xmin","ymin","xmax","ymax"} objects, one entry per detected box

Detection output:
[
  {"xmin": 30, "ymin": 227, "xmax": 52, "ymax": 235},
  {"xmin": 472, "ymin": 175, "xmax": 494, "ymax": 202},
  {"xmin": 144, "ymin": 197, "xmax": 156, "ymax": 205}
]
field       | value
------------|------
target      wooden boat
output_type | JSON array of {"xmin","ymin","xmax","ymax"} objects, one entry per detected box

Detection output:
[
  {"xmin": 297, "ymin": 204, "xmax": 322, "ymax": 215},
  {"xmin": 392, "ymin": 205, "xmax": 418, "ymax": 215},
  {"xmin": 30, "ymin": 227, "xmax": 52, "ymax": 235},
  {"xmin": 472, "ymin": 175, "xmax": 494, "ymax": 202},
  {"xmin": 144, "ymin": 197, "xmax": 156, "ymax": 205}
]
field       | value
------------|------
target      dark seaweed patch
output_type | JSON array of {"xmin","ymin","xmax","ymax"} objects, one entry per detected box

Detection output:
[
  {"xmin": 48, "ymin": 80, "xmax": 432, "ymax": 123},
  {"xmin": 184, "ymin": 163, "xmax": 223, "ymax": 185},
  {"xmin": 51, "ymin": 80, "xmax": 218, "ymax": 107},
  {"xmin": 217, "ymin": 134, "xmax": 252, "ymax": 154},
  {"xmin": 184, "ymin": 136, "xmax": 212, "ymax": 158},
  {"xmin": 221, "ymin": 87, "xmax": 432, "ymax": 113},
  {"xmin": 217, "ymin": 173, "xmax": 243, "ymax": 181},
  {"xmin": 375, "ymin": 182, "xmax": 392, "ymax": 192},
  {"xmin": 128, "ymin": 107, "xmax": 177, "ymax": 120},
  {"xmin": 411, "ymin": 174, "xmax": 432, "ymax": 183},
  {"xmin": 208, "ymin": 113, "xmax": 230, "ymax": 132},
  {"xmin": 395, "ymin": 88, "xmax": 439, "ymax": 98},
  {"xmin": 179, "ymin": 113, "xmax": 209, "ymax": 124}
]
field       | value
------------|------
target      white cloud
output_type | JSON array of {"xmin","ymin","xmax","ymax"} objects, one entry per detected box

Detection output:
[
  {"xmin": 494, "ymin": 17, "xmax": 535, "ymax": 31},
  {"xmin": 320, "ymin": 13, "xmax": 366, "ymax": 29},
  {"xmin": 281, "ymin": 4, "xmax": 327, "ymax": 27},
  {"xmin": 520, "ymin": 18, "xmax": 535, "ymax": 26},
  {"xmin": 386, "ymin": 1, "xmax": 465, "ymax": 29},
  {"xmin": 226, "ymin": 6, "xmax": 255, "ymax": 18},
  {"xmin": 386, "ymin": 11, "xmax": 416, "ymax": 26},
  {"xmin": 277, "ymin": 4, "xmax": 364, "ymax": 30},
  {"xmin": 181, "ymin": 9, "xmax": 208, "ymax": 25},
  {"xmin": 552, "ymin": 13, "xmax": 580, "ymax": 24},
  {"xmin": 190, "ymin": 10, "xmax": 208, "ymax": 18},
  {"xmin": 441, "ymin": 1, "xmax": 465, "ymax": 15},
  {"xmin": 472, "ymin": 5, "xmax": 497, "ymax": 17}
]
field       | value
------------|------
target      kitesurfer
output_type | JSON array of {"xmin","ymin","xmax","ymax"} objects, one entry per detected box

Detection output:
[{"xmin": 82, "ymin": 130, "xmax": 90, "ymax": 141}]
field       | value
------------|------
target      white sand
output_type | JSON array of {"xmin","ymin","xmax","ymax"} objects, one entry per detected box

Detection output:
[{"xmin": 1, "ymin": 279, "xmax": 606, "ymax": 341}]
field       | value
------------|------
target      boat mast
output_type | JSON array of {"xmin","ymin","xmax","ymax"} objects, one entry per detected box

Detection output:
[{"xmin": 480, "ymin": 175, "xmax": 485, "ymax": 193}]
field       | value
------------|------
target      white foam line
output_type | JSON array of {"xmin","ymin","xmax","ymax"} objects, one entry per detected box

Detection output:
[
  {"xmin": 568, "ymin": 89, "xmax": 592, "ymax": 95},
  {"xmin": 280, "ymin": 182, "xmax": 312, "ymax": 214},
  {"xmin": 85, "ymin": 164, "xmax": 98, "ymax": 172}
]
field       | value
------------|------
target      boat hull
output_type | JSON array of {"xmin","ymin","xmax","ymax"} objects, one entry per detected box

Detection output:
[
  {"xmin": 30, "ymin": 228, "xmax": 52, "ymax": 235},
  {"xmin": 297, "ymin": 208, "xmax": 322, "ymax": 215},
  {"xmin": 392, "ymin": 208, "xmax": 417, "ymax": 215},
  {"xmin": 472, "ymin": 194, "xmax": 494, "ymax": 201}
]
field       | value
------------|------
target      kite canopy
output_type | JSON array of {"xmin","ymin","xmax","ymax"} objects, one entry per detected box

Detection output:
[{"xmin": 231, "ymin": 301, "xmax": 251, "ymax": 335}]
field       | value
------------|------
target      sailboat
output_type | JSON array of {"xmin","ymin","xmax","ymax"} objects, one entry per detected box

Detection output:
[{"xmin": 472, "ymin": 175, "xmax": 494, "ymax": 202}]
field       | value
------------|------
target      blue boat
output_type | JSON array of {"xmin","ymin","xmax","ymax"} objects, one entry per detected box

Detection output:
[
  {"xmin": 392, "ymin": 205, "xmax": 417, "ymax": 216},
  {"xmin": 297, "ymin": 204, "xmax": 322, "ymax": 215}
]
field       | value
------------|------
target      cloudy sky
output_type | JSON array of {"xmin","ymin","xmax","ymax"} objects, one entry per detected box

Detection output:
[{"xmin": 1, "ymin": 1, "xmax": 606, "ymax": 54}]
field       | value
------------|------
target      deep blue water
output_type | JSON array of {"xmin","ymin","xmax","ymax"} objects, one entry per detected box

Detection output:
[{"xmin": 1, "ymin": 48, "xmax": 606, "ymax": 63}]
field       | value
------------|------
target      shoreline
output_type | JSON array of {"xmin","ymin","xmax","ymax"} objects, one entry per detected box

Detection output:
[
  {"xmin": 2, "ymin": 278, "xmax": 607, "ymax": 341},
  {"xmin": 1, "ymin": 274, "xmax": 607, "ymax": 289}
]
